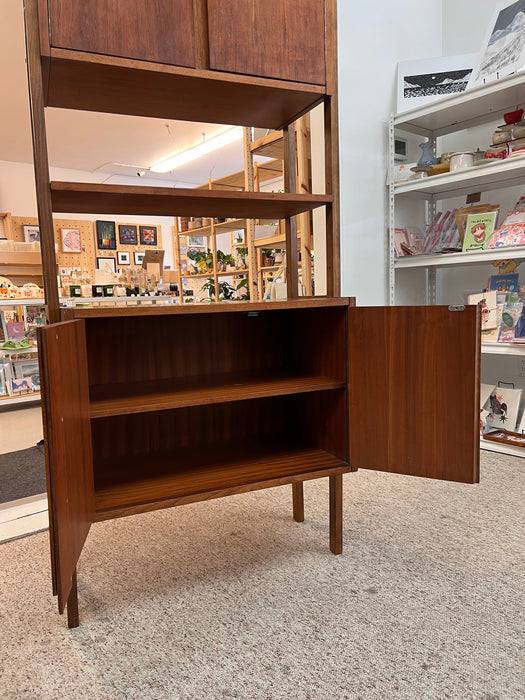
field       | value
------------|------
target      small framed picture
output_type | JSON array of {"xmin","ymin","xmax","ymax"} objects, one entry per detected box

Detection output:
[
  {"xmin": 117, "ymin": 251, "xmax": 131, "ymax": 266},
  {"xmin": 61, "ymin": 227, "xmax": 82, "ymax": 253},
  {"xmin": 0, "ymin": 366, "xmax": 6, "ymax": 396},
  {"xmin": 95, "ymin": 220, "xmax": 117, "ymax": 250},
  {"xmin": 118, "ymin": 224, "xmax": 138, "ymax": 245},
  {"xmin": 139, "ymin": 225, "xmax": 158, "ymax": 246},
  {"xmin": 188, "ymin": 236, "xmax": 205, "ymax": 248},
  {"xmin": 134, "ymin": 251, "xmax": 145, "ymax": 266},
  {"xmin": 97, "ymin": 256, "xmax": 116, "ymax": 273},
  {"xmin": 13, "ymin": 359, "xmax": 40, "ymax": 380},
  {"xmin": 23, "ymin": 225, "xmax": 40, "ymax": 243}
]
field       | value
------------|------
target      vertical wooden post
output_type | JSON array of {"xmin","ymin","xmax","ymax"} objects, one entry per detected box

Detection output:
[
  {"xmin": 296, "ymin": 116, "xmax": 313, "ymax": 295},
  {"xmin": 283, "ymin": 123, "xmax": 299, "ymax": 299},
  {"xmin": 292, "ymin": 482, "xmax": 305, "ymax": 522},
  {"xmin": 329, "ymin": 474, "xmax": 343, "ymax": 554},
  {"xmin": 24, "ymin": 0, "xmax": 60, "ymax": 323},
  {"xmin": 243, "ymin": 127, "xmax": 258, "ymax": 302}
]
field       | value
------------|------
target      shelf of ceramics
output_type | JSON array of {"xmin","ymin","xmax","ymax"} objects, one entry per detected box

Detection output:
[
  {"xmin": 394, "ymin": 157, "xmax": 525, "ymax": 200},
  {"xmin": 394, "ymin": 73, "xmax": 525, "ymax": 137},
  {"xmin": 481, "ymin": 343, "xmax": 525, "ymax": 356},
  {"xmin": 395, "ymin": 246, "xmax": 525, "ymax": 269}
]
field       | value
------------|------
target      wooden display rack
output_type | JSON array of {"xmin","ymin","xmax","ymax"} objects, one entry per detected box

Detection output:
[{"xmin": 25, "ymin": 0, "xmax": 480, "ymax": 629}]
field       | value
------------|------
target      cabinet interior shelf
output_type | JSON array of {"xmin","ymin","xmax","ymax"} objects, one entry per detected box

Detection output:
[
  {"xmin": 44, "ymin": 49, "xmax": 325, "ymax": 130},
  {"xmin": 93, "ymin": 444, "xmax": 349, "ymax": 518},
  {"xmin": 394, "ymin": 157, "xmax": 525, "ymax": 199},
  {"xmin": 50, "ymin": 182, "xmax": 331, "ymax": 219},
  {"xmin": 89, "ymin": 373, "xmax": 346, "ymax": 418},
  {"xmin": 394, "ymin": 73, "xmax": 525, "ymax": 137}
]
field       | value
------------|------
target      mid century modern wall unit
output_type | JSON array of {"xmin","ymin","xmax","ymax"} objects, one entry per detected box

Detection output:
[{"xmin": 25, "ymin": 0, "xmax": 480, "ymax": 628}]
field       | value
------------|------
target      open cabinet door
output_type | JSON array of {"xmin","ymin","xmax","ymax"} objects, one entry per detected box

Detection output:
[
  {"xmin": 38, "ymin": 319, "xmax": 94, "ymax": 613},
  {"xmin": 348, "ymin": 306, "xmax": 480, "ymax": 483}
]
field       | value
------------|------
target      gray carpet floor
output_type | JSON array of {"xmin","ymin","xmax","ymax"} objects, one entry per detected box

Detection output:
[
  {"xmin": 0, "ymin": 451, "xmax": 523, "ymax": 699},
  {"xmin": 0, "ymin": 444, "xmax": 46, "ymax": 503}
]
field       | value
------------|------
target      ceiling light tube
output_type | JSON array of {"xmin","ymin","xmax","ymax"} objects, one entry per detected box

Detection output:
[{"xmin": 150, "ymin": 126, "xmax": 244, "ymax": 173}]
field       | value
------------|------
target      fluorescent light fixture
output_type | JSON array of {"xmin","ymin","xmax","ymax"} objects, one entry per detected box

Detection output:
[{"xmin": 150, "ymin": 126, "xmax": 244, "ymax": 173}]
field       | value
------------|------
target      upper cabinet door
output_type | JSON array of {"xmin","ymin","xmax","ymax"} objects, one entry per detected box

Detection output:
[
  {"xmin": 47, "ymin": 0, "xmax": 196, "ymax": 67},
  {"xmin": 207, "ymin": 0, "xmax": 326, "ymax": 85},
  {"xmin": 39, "ymin": 320, "xmax": 94, "ymax": 614},
  {"xmin": 348, "ymin": 306, "xmax": 480, "ymax": 484}
]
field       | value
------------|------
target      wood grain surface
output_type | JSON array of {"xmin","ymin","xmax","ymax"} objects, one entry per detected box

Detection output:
[{"xmin": 348, "ymin": 305, "xmax": 480, "ymax": 483}]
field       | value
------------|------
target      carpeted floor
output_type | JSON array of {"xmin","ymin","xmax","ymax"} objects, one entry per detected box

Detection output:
[
  {"xmin": 0, "ymin": 451, "xmax": 523, "ymax": 699},
  {"xmin": 0, "ymin": 443, "xmax": 46, "ymax": 503}
]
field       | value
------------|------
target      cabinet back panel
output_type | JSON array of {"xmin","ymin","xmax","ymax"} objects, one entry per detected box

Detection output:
[
  {"xmin": 207, "ymin": 0, "xmax": 326, "ymax": 85},
  {"xmin": 47, "ymin": 0, "xmax": 196, "ymax": 68}
]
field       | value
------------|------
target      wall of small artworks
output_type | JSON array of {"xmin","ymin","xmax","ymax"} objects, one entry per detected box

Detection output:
[{"xmin": 10, "ymin": 216, "xmax": 163, "ymax": 279}]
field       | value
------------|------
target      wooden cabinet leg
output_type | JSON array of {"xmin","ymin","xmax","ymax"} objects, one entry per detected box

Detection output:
[
  {"xmin": 66, "ymin": 570, "xmax": 79, "ymax": 628},
  {"xmin": 329, "ymin": 474, "xmax": 343, "ymax": 555},
  {"xmin": 292, "ymin": 481, "xmax": 304, "ymax": 522}
]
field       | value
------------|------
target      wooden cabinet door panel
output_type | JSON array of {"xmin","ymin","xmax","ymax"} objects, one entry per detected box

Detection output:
[
  {"xmin": 47, "ymin": 0, "xmax": 196, "ymax": 67},
  {"xmin": 348, "ymin": 306, "xmax": 480, "ymax": 483},
  {"xmin": 38, "ymin": 320, "xmax": 94, "ymax": 613},
  {"xmin": 207, "ymin": 0, "xmax": 326, "ymax": 85}
]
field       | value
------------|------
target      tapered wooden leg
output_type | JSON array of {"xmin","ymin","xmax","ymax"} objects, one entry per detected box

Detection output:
[
  {"xmin": 292, "ymin": 481, "xmax": 304, "ymax": 522},
  {"xmin": 66, "ymin": 570, "xmax": 79, "ymax": 628},
  {"xmin": 329, "ymin": 474, "xmax": 343, "ymax": 555}
]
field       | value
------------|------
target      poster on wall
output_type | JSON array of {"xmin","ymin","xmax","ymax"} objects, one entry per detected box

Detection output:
[
  {"xmin": 139, "ymin": 225, "xmax": 158, "ymax": 246},
  {"xmin": 95, "ymin": 220, "xmax": 117, "ymax": 250},
  {"xmin": 61, "ymin": 227, "xmax": 81, "ymax": 253},
  {"xmin": 118, "ymin": 224, "xmax": 138, "ymax": 245},
  {"xmin": 397, "ymin": 54, "xmax": 477, "ymax": 113},
  {"xmin": 22, "ymin": 225, "xmax": 40, "ymax": 243},
  {"xmin": 467, "ymin": 0, "xmax": 525, "ymax": 88}
]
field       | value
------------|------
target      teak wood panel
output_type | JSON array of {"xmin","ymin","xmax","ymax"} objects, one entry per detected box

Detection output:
[
  {"xmin": 38, "ymin": 320, "xmax": 94, "ymax": 613},
  {"xmin": 49, "ymin": 182, "xmax": 331, "ymax": 219},
  {"xmin": 43, "ymin": 50, "xmax": 325, "ymax": 129},
  {"xmin": 347, "ymin": 306, "xmax": 480, "ymax": 483},
  {"xmin": 46, "ymin": 0, "xmax": 196, "ymax": 68},
  {"xmin": 207, "ymin": 0, "xmax": 326, "ymax": 85}
]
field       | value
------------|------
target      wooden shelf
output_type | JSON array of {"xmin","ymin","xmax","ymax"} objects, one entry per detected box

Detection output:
[
  {"xmin": 50, "ymin": 182, "xmax": 331, "ymax": 219},
  {"xmin": 178, "ymin": 219, "xmax": 249, "ymax": 237},
  {"xmin": 0, "ymin": 392, "xmax": 41, "ymax": 407},
  {"xmin": 93, "ymin": 443, "xmax": 349, "ymax": 517},
  {"xmin": 195, "ymin": 160, "xmax": 282, "ymax": 191},
  {"xmin": 44, "ymin": 49, "xmax": 326, "ymax": 130},
  {"xmin": 395, "ymin": 246, "xmax": 525, "ymax": 269},
  {"xmin": 251, "ymin": 131, "xmax": 285, "ymax": 159},
  {"xmin": 89, "ymin": 372, "xmax": 346, "ymax": 418},
  {"xmin": 182, "ymin": 269, "xmax": 249, "ymax": 279}
]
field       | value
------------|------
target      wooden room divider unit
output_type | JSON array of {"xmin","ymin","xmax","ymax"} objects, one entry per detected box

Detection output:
[{"xmin": 24, "ymin": 0, "xmax": 480, "ymax": 627}]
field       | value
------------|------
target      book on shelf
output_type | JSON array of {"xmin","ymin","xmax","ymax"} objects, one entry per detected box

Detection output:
[
  {"xmin": 488, "ymin": 274, "xmax": 519, "ymax": 293},
  {"xmin": 462, "ymin": 211, "xmax": 498, "ymax": 252}
]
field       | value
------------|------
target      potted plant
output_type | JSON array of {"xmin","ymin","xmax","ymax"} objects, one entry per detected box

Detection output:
[
  {"xmin": 236, "ymin": 246, "xmax": 248, "ymax": 269},
  {"xmin": 262, "ymin": 249, "xmax": 274, "ymax": 266}
]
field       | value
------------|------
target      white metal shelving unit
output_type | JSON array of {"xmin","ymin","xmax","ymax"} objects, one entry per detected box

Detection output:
[{"xmin": 388, "ymin": 72, "xmax": 525, "ymax": 457}]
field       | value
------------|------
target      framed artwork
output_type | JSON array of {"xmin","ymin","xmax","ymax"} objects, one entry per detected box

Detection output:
[
  {"xmin": 139, "ymin": 225, "xmax": 158, "ymax": 246},
  {"xmin": 118, "ymin": 224, "xmax": 138, "ymax": 245},
  {"xmin": 117, "ymin": 251, "xmax": 131, "ymax": 265},
  {"xmin": 188, "ymin": 236, "xmax": 205, "ymax": 248},
  {"xmin": 0, "ymin": 366, "xmax": 6, "ymax": 396},
  {"xmin": 61, "ymin": 227, "xmax": 81, "ymax": 253},
  {"xmin": 13, "ymin": 359, "xmax": 40, "ymax": 381},
  {"xmin": 397, "ymin": 54, "xmax": 476, "ymax": 113},
  {"xmin": 468, "ymin": 0, "xmax": 525, "ymax": 88},
  {"xmin": 23, "ymin": 225, "xmax": 40, "ymax": 243},
  {"xmin": 95, "ymin": 220, "xmax": 116, "ymax": 250},
  {"xmin": 134, "ymin": 251, "xmax": 145, "ymax": 266},
  {"xmin": 12, "ymin": 377, "xmax": 34, "ymax": 395},
  {"xmin": 96, "ymin": 256, "xmax": 116, "ymax": 273}
]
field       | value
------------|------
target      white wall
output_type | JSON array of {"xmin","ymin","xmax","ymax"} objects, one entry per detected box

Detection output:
[
  {"xmin": 442, "ymin": 0, "xmax": 499, "ymax": 54},
  {"xmin": 338, "ymin": 0, "xmax": 443, "ymax": 305},
  {"xmin": 0, "ymin": 160, "xmax": 176, "ymax": 268}
]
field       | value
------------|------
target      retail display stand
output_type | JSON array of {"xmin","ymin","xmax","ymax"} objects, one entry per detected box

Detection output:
[{"xmin": 25, "ymin": 0, "xmax": 480, "ymax": 628}]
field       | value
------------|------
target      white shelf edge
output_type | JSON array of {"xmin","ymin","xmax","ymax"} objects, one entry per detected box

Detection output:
[
  {"xmin": 481, "ymin": 343, "xmax": 525, "ymax": 356},
  {"xmin": 0, "ymin": 393, "xmax": 41, "ymax": 407},
  {"xmin": 481, "ymin": 438, "xmax": 525, "ymax": 458},
  {"xmin": 395, "ymin": 246, "xmax": 525, "ymax": 269},
  {"xmin": 393, "ymin": 157, "xmax": 525, "ymax": 198},
  {"xmin": 0, "ymin": 298, "xmax": 45, "ymax": 307}
]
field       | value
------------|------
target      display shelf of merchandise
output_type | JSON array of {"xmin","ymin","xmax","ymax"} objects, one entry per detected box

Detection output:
[
  {"xmin": 50, "ymin": 182, "xmax": 330, "ymax": 219},
  {"xmin": 0, "ymin": 298, "xmax": 45, "ymax": 306},
  {"xmin": 394, "ymin": 246, "xmax": 525, "ymax": 269},
  {"xmin": 394, "ymin": 157, "xmax": 525, "ymax": 200},
  {"xmin": 0, "ymin": 393, "xmax": 40, "ymax": 407},
  {"xmin": 183, "ymin": 270, "xmax": 249, "ymax": 279},
  {"xmin": 481, "ymin": 343, "xmax": 525, "ymax": 356},
  {"xmin": 480, "ymin": 437, "xmax": 525, "ymax": 457},
  {"xmin": 0, "ymin": 346, "xmax": 38, "ymax": 355},
  {"xmin": 394, "ymin": 73, "xmax": 525, "ymax": 137},
  {"xmin": 0, "ymin": 250, "xmax": 43, "ymax": 284},
  {"xmin": 90, "ymin": 373, "xmax": 346, "ymax": 418},
  {"xmin": 60, "ymin": 295, "xmax": 178, "ymax": 308}
]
